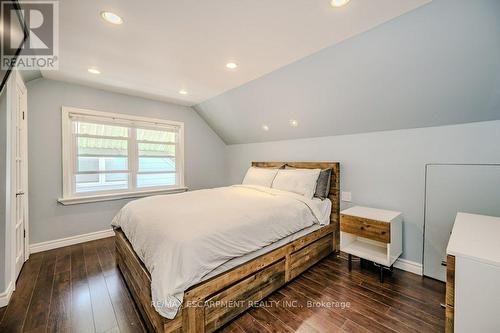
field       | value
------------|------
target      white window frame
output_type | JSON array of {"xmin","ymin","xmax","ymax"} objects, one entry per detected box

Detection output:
[{"xmin": 58, "ymin": 106, "xmax": 187, "ymax": 205}]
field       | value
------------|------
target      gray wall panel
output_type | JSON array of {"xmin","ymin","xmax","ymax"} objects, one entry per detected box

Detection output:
[{"xmin": 424, "ymin": 164, "xmax": 500, "ymax": 281}]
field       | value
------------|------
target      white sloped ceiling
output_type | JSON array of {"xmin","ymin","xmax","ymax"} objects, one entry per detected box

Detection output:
[
  {"xmin": 196, "ymin": 0, "xmax": 500, "ymax": 144},
  {"xmin": 42, "ymin": 0, "xmax": 430, "ymax": 105}
]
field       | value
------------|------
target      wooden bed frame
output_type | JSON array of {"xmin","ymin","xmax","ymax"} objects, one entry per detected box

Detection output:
[{"xmin": 115, "ymin": 162, "xmax": 340, "ymax": 332}]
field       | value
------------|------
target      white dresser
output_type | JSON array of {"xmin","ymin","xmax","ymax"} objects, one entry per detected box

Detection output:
[{"xmin": 446, "ymin": 212, "xmax": 500, "ymax": 333}]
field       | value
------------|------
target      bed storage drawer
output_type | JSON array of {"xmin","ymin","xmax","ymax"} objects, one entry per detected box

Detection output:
[
  {"xmin": 289, "ymin": 234, "xmax": 333, "ymax": 280},
  {"xmin": 204, "ymin": 259, "xmax": 285, "ymax": 332}
]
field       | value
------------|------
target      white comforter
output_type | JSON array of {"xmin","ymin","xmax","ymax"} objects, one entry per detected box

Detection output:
[{"xmin": 111, "ymin": 185, "xmax": 329, "ymax": 319}]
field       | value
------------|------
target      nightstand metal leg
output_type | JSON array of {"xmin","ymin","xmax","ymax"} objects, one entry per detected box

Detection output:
[
  {"xmin": 348, "ymin": 254, "xmax": 352, "ymax": 271},
  {"xmin": 373, "ymin": 262, "xmax": 389, "ymax": 283}
]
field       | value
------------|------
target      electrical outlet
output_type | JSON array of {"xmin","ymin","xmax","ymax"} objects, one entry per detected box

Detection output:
[{"xmin": 342, "ymin": 191, "xmax": 352, "ymax": 202}]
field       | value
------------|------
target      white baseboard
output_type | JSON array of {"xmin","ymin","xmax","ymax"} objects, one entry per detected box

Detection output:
[
  {"xmin": 0, "ymin": 281, "xmax": 14, "ymax": 307},
  {"xmin": 394, "ymin": 258, "xmax": 423, "ymax": 276},
  {"xmin": 30, "ymin": 229, "xmax": 115, "ymax": 254}
]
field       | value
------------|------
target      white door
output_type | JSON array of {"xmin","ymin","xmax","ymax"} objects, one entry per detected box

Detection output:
[{"xmin": 12, "ymin": 72, "xmax": 28, "ymax": 280}]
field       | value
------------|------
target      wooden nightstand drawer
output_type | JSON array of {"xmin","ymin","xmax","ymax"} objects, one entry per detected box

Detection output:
[{"xmin": 340, "ymin": 214, "xmax": 390, "ymax": 243}]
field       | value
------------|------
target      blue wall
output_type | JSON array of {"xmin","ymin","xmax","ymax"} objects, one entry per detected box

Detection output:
[
  {"xmin": 27, "ymin": 79, "xmax": 227, "ymax": 244},
  {"xmin": 226, "ymin": 120, "xmax": 500, "ymax": 265}
]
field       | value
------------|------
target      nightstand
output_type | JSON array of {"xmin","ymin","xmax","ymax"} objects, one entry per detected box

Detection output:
[{"xmin": 340, "ymin": 206, "xmax": 402, "ymax": 282}]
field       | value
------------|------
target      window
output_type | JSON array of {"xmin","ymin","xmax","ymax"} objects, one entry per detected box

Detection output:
[{"xmin": 60, "ymin": 107, "xmax": 185, "ymax": 204}]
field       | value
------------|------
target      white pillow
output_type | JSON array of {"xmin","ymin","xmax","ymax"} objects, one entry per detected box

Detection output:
[
  {"xmin": 242, "ymin": 167, "xmax": 278, "ymax": 187},
  {"xmin": 271, "ymin": 169, "xmax": 321, "ymax": 199}
]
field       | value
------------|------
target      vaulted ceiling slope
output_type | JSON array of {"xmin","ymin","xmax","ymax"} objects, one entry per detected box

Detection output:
[
  {"xmin": 196, "ymin": 0, "xmax": 500, "ymax": 144},
  {"xmin": 42, "ymin": 0, "xmax": 430, "ymax": 105}
]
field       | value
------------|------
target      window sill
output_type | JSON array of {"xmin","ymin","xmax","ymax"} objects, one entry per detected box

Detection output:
[{"xmin": 57, "ymin": 187, "xmax": 188, "ymax": 205}]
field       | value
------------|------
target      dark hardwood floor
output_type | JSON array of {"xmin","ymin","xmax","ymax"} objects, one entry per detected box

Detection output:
[{"xmin": 0, "ymin": 237, "xmax": 445, "ymax": 333}]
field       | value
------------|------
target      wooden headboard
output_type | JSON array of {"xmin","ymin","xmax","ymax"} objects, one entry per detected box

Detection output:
[{"xmin": 252, "ymin": 162, "xmax": 340, "ymax": 252}]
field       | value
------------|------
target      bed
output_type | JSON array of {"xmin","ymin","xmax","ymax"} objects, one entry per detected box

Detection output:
[{"xmin": 113, "ymin": 162, "xmax": 340, "ymax": 332}]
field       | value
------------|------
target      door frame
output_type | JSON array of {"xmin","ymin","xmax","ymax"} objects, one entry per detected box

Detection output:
[{"xmin": 5, "ymin": 69, "xmax": 29, "ymax": 291}]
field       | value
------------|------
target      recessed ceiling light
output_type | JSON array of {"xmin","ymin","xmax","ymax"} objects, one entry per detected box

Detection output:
[
  {"xmin": 331, "ymin": 0, "xmax": 351, "ymax": 8},
  {"xmin": 88, "ymin": 68, "xmax": 101, "ymax": 74},
  {"xmin": 101, "ymin": 11, "xmax": 124, "ymax": 25},
  {"xmin": 262, "ymin": 124, "xmax": 269, "ymax": 131},
  {"xmin": 289, "ymin": 120, "xmax": 299, "ymax": 127},
  {"xmin": 179, "ymin": 89, "xmax": 188, "ymax": 95},
  {"xmin": 226, "ymin": 62, "xmax": 238, "ymax": 70}
]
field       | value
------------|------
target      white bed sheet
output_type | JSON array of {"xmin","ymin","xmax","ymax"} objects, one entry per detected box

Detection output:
[{"xmin": 112, "ymin": 185, "xmax": 331, "ymax": 319}]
